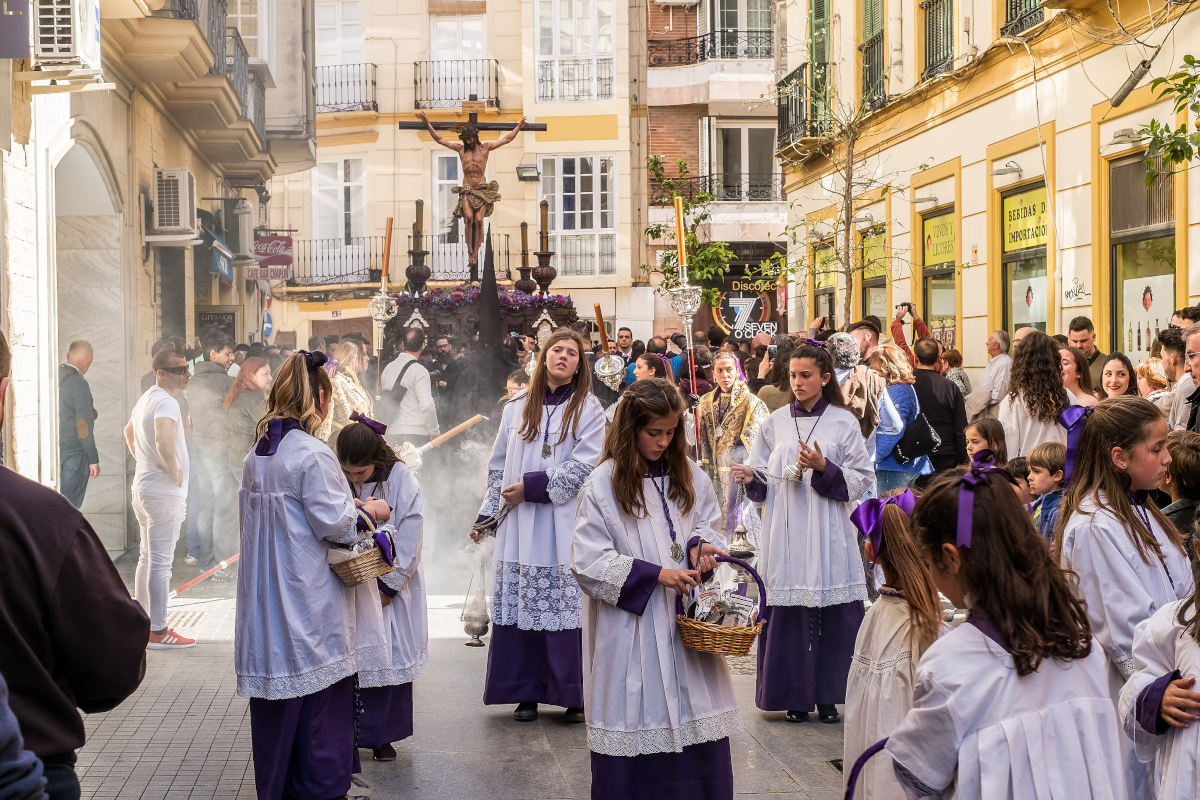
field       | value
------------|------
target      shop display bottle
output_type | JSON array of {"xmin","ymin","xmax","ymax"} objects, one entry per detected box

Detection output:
[
  {"xmin": 1128, "ymin": 323, "xmax": 1133, "ymax": 352},
  {"xmin": 1146, "ymin": 323, "xmax": 1152, "ymax": 351},
  {"xmin": 1137, "ymin": 324, "xmax": 1142, "ymax": 352}
]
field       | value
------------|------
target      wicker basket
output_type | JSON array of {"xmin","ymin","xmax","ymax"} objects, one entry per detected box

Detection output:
[
  {"xmin": 329, "ymin": 510, "xmax": 396, "ymax": 587},
  {"xmin": 676, "ymin": 555, "xmax": 766, "ymax": 656}
]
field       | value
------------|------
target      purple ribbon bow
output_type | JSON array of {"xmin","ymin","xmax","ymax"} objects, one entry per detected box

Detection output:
[
  {"xmin": 323, "ymin": 358, "xmax": 339, "ymax": 376},
  {"xmin": 1058, "ymin": 405, "xmax": 1094, "ymax": 485},
  {"xmin": 372, "ymin": 530, "xmax": 396, "ymax": 567},
  {"xmin": 350, "ymin": 410, "xmax": 388, "ymax": 436},
  {"xmin": 803, "ymin": 338, "xmax": 827, "ymax": 349},
  {"xmin": 956, "ymin": 451, "xmax": 1011, "ymax": 548},
  {"xmin": 850, "ymin": 490, "xmax": 917, "ymax": 566}
]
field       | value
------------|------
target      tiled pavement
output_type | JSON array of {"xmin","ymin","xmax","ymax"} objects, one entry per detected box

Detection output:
[{"xmin": 78, "ymin": 581, "xmax": 845, "ymax": 800}]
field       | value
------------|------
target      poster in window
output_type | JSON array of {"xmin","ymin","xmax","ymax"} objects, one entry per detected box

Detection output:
[
  {"xmin": 925, "ymin": 273, "xmax": 956, "ymax": 350},
  {"xmin": 862, "ymin": 232, "xmax": 886, "ymax": 279},
  {"xmin": 1007, "ymin": 257, "xmax": 1048, "ymax": 332},
  {"xmin": 922, "ymin": 214, "xmax": 954, "ymax": 267},
  {"xmin": 814, "ymin": 245, "xmax": 836, "ymax": 289},
  {"xmin": 1003, "ymin": 187, "xmax": 1049, "ymax": 253},
  {"xmin": 866, "ymin": 286, "xmax": 887, "ymax": 320},
  {"xmin": 1121, "ymin": 273, "xmax": 1175, "ymax": 364}
]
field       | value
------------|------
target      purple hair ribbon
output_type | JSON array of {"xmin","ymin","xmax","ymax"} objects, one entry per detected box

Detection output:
[
  {"xmin": 803, "ymin": 338, "xmax": 828, "ymax": 349},
  {"xmin": 1058, "ymin": 405, "xmax": 1094, "ymax": 485},
  {"xmin": 372, "ymin": 529, "xmax": 396, "ymax": 566},
  {"xmin": 350, "ymin": 409, "xmax": 388, "ymax": 436},
  {"xmin": 323, "ymin": 358, "xmax": 339, "ymax": 376},
  {"xmin": 850, "ymin": 489, "xmax": 917, "ymax": 567},
  {"xmin": 955, "ymin": 451, "xmax": 1010, "ymax": 548}
]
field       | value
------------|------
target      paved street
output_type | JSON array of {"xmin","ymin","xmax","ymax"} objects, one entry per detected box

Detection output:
[{"xmin": 79, "ymin": 553, "xmax": 845, "ymax": 800}]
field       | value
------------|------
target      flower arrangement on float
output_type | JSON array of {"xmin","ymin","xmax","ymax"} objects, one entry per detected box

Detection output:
[{"xmin": 391, "ymin": 284, "xmax": 572, "ymax": 311}]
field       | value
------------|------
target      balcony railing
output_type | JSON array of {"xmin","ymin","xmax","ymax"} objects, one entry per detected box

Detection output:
[
  {"xmin": 921, "ymin": 0, "xmax": 954, "ymax": 81},
  {"xmin": 650, "ymin": 173, "xmax": 783, "ymax": 204},
  {"xmin": 414, "ymin": 59, "xmax": 499, "ymax": 109},
  {"xmin": 860, "ymin": 32, "xmax": 886, "ymax": 110},
  {"xmin": 153, "ymin": 0, "xmax": 197, "ymax": 20},
  {"xmin": 248, "ymin": 73, "xmax": 265, "ymax": 141},
  {"xmin": 289, "ymin": 233, "xmax": 512, "ymax": 286},
  {"xmin": 776, "ymin": 63, "xmax": 833, "ymax": 149},
  {"xmin": 225, "ymin": 27, "xmax": 248, "ymax": 112},
  {"xmin": 1001, "ymin": 0, "xmax": 1044, "ymax": 37},
  {"xmin": 536, "ymin": 57, "xmax": 615, "ymax": 102},
  {"xmin": 647, "ymin": 29, "xmax": 773, "ymax": 67},
  {"xmin": 316, "ymin": 64, "xmax": 378, "ymax": 113},
  {"xmin": 204, "ymin": 0, "xmax": 226, "ymax": 75}
]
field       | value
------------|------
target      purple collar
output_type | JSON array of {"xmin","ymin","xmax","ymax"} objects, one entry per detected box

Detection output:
[
  {"xmin": 966, "ymin": 608, "xmax": 1007, "ymax": 648},
  {"xmin": 544, "ymin": 383, "xmax": 573, "ymax": 406},
  {"xmin": 790, "ymin": 397, "xmax": 829, "ymax": 418},
  {"xmin": 645, "ymin": 458, "xmax": 666, "ymax": 478},
  {"xmin": 255, "ymin": 417, "xmax": 303, "ymax": 456}
]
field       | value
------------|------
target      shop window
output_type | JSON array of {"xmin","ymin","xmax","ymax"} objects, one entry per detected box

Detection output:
[
  {"xmin": 814, "ymin": 242, "xmax": 837, "ymax": 329},
  {"xmin": 921, "ymin": 210, "xmax": 956, "ymax": 349},
  {"xmin": 1110, "ymin": 154, "xmax": 1174, "ymax": 364},
  {"xmin": 1001, "ymin": 185, "xmax": 1049, "ymax": 336},
  {"xmin": 860, "ymin": 228, "xmax": 886, "ymax": 322}
]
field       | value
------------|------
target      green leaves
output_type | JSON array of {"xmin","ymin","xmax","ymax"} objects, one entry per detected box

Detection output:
[{"xmin": 1141, "ymin": 55, "xmax": 1199, "ymax": 187}]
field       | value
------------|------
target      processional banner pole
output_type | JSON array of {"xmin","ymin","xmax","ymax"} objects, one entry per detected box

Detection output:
[{"xmin": 668, "ymin": 196, "xmax": 704, "ymax": 462}]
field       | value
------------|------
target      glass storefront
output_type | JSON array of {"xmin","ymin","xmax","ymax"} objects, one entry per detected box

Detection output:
[
  {"xmin": 814, "ymin": 243, "xmax": 837, "ymax": 329},
  {"xmin": 1001, "ymin": 185, "xmax": 1048, "ymax": 335},
  {"xmin": 922, "ymin": 211, "xmax": 956, "ymax": 349},
  {"xmin": 861, "ymin": 229, "xmax": 887, "ymax": 322}
]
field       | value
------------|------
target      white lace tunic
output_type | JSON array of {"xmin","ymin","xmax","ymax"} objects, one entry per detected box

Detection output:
[
  {"xmin": 478, "ymin": 388, "xmax": 605, "ymax": 631},
  {"xmin": 746, "ymin": 402, "xmax": 874, "ymax": 607},
  {"xmin": 571, "ymin": 459, "xmax": 739, "ymax": 756},
  {"xmin": 351, "ymin": 461, "xmax": 428, "ymax": 689}
]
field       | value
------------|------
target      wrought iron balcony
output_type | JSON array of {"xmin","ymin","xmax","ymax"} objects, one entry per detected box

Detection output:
[
  {"xmin": 647, "ymin": 29, "xmax": 773, "ymax": 67},
  {"xmin": 248, "ymin": 73, "xmax": 265, "ymax": 141},
  {"xmin": 414, "ymin": 59, "xmax": 499, "ymax": 110},
  {"xmin": 204, "ymin": 0, "xmax": 226, "ymax": 75},
  {"xmin": 289, "ymin": 233, "xmax": 512, "ymax": 286},
  {"xmin": 650, "ymin": 173, "xmax": 783, "ymax": 205},
  {"xmin": 920, "ymin": 0, "xmax": 954, "ymax": 81},
  {"xmin": 316, "ymin": 64, "xmax": 378, "ymax": 113},
  {"xmin": 153, "ymin": 0, "xmax": 197, "ymax": 20},
  {"xmin": 1001, "ymin": 0, "xmax": 1044, "ymax": 37},
  {"xmin": 225, "ymin": 27, "xmax": 248, "ymax": 112},
  {"xmin": 776, "ymin": 63, "xmax": 833, "ymax": 149},
  {"xmin": 536, "ymin": 57, "xmax": 615, "ymax": 102},
  {"xmin": 860, "ymin": 32, "xmax": 886, "ymax": 110}
]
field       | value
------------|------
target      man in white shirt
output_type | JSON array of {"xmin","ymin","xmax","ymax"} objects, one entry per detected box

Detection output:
[
  {"xmin": 124, "ymin": 349, "xmax": 193, "ymax": 649},
  {"xmin": 380, "ymin": 327, "xmax": 440, "ymax": 446},
  {"xmin": 1158, "ymin": 326, "xmax": 1192, "ymax": 429},
  {"xmin": 965, "ymin": 330, "xmax": 1012, "ymax": 422}
]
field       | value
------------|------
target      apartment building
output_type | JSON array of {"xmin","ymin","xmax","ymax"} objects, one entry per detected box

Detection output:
[
  {"xmin": 646, "ymin": 0, "xmax": 789, "ymax": 338},
  {"xmin": 775, "ymin": 0, "xmax": 1199, "ymax": 371},
  {"xmin": 263, "ymin": 0, "xmax": 654, "ymax": 345},
  {"xmin": 0, "ymin": 0, "xmax": 316, "ymax": 549}
]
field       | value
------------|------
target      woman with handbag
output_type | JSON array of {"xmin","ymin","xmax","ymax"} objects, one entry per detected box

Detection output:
[
  {"xmin": 235, "ymin": 351, "xmax": 391, "ymax": 800},
  {"xmin": 998, "ymin": 330, "xmax": 1073, "ymax": 458},
  {"xmin": 731, "ymin": 343, "xmax": 875, "ymax": 724},
  {"xmin": 869, "ymin": 344, "xmax": 934, "ymax": 493}
]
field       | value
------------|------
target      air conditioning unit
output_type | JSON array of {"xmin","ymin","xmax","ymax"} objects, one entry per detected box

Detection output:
[
  {"xmin": 34, "ymin": 0, "xmax": 102, "ymax": 71},
  {"xmin": 229, "ymin": 210, "xmax": 256, "ymax": 264},
  {"xmin": 152, "ymin": 168, "xmax": 198, "ymax": 236}
]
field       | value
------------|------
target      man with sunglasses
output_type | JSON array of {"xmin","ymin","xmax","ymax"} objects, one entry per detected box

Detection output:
[{"xmin": 124, "ymin": 349, "xmax": 194, "ymax": 649}]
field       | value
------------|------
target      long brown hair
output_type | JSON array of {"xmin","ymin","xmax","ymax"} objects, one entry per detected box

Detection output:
[
  {"xmin": 876, "ymin": 502, "xmax": 942, "ymax": 655},
  {"xmin": 519, "ymin": 328, "xmax": 593, "ymax": 445},
  {"xmin": 1009, "ymin": 330, "xmax": 1071, "ymax": 423},
  {"xmin": 967, "ymin": 418, "xmax": 1007, "ymax": 465},
  {"xmin": 604, "ymin": 379, "xmax": 695, "ymax": 518},
  {"xmin": 335, "ymin": 421, "xmax": 402, "ymax": 480},
  {"xmin": 257, "ymin": 352, "xmax": 331, "ymax": 438},
  {"xmin": 1177, "ymin": 535, "xmax": 1200, "ymax": 643},
  {"xmin": 1060, "ymin": 346, "xmax": 1094, "ymax": 396},
  {"xmin": 224, "ymin": 356, "xmax": 269, "ymax": 408},
  {"xmin": 1053, "ymin": 396, "xmax": 1183, "ymax": 564},
  {"xmin": 914, "ymin": 472, "xmax": 1092, "ymax": 676}
]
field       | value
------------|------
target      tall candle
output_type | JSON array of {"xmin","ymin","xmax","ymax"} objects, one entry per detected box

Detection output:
[
  {"xmin": 539, "ymin": 199, "xmax": 549, "ymax": 251},
  {"xmin": 673, "ymin": 195, "xmax": 687, "ymax": 283},
  {"xmin": 520, "ymin": 221, "xmax": 529, "ymax": 267},
  {"xmin": 413, "ymin": 199, "xmax": 423, "ymax": 239}
]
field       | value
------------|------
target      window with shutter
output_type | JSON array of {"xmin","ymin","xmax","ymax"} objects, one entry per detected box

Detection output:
[{"xmin": 810, "ymin": 0, "xmax": 830, "ymax": 129}]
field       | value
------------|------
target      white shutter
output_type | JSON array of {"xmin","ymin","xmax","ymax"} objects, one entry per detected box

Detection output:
[{"xmin": 698, "ymin": 116, "xmax": 716, "ymax": 176}]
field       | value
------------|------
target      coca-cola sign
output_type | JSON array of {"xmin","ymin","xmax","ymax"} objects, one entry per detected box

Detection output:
[{"xmin": 253, "ymin": 235, "xmax": 293, "ymax": 266}]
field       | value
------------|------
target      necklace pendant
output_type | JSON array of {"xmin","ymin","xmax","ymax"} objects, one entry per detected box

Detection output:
[
  {"xmin": 671, "ymin": 541, "xmax": 685, "ymax": 563},
  {"xmin": 715, "ymin": 425, "xmax": 724, "ymax": 439},
  {"xmin": 542, "ymin": 443, "xmax": 552, "ymax": 458}
]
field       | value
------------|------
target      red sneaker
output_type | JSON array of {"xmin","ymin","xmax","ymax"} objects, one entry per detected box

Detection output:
[{"xmin": 148, "ymin": 628, "xmax": 196, "ymax": 649}]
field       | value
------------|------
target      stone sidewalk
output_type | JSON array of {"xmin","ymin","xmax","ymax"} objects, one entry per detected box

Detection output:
[{"xmin": 77, "ymin": 592, "xmax": 845, "ymax": 800}]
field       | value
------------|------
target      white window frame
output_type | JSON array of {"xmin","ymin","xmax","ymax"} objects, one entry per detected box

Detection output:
[
  {"xmin": 713, "ymin": 122, "xmax": 778, "ymax": 201},
  {"xmin": 229, "ymin": 0, "xmax": 274, "ymax": 69},
  {"xmin": 314, "ymin": 0, "xmax": 364, "ymax": 67},
  {"xmin": 311, "ymin": 156, "xmax": 368, "ymax": 282},
  {"xmin": 431, "ymin": 151, "xmax": 487, "ymax": 276},
  {"xmin": 535, "ymin": 0, "xmax": 616, "ymax": 103},
  {"xmin": 428, "ymin": 14, "xmax": 489, "ymax": 106},
  {"xmin": 539, "ymin": 154, "xmax": 617, "ymax": 276}
]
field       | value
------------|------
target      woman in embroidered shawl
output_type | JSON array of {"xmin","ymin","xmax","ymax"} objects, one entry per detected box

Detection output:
[
  {"xmin": 236, "ymin": 352, "xmax": 391, "ymax": 800},
  {"xmin": 731, "ymin": 343, "xmax": 875, "ymax": 724},
  {"xmin": 697, "ymin": 350, "xmax": 770, "ymax": 541},
  {"xmin": 473, "ymin": 328, "xmax": 606, "ymax": 723},
  {"xmin": 573, "ymin": 379, "xmax": 737, "ymax": 799},
  {"xmin": 318, "ymin": 339, "xmax": 374, "ymax": 445}
]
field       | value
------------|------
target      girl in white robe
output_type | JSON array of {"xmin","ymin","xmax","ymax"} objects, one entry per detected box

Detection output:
[
  {"xmin": 856, "ymin": 466, "xmax": 1130, "ymax": 799},
  {"xmin": 474, "ymin": 328, "xmax": 605, "ymax": 723},
  {"xmin": 236, "ymin": 352, "xmax": 392, "ymax": 800},
  {"xmin": 843, "ymin": 491, "xmax": 945, "ymax": 800},
  {"xmin": 336, "ymin": 415, "xmax": 428, "ymax": 763},
  {"xmin": 1056, "ymin": 397, "xmax": 1193, "ymax": 798},
  {"xmin": 572, "ymin": 378, "xmax": 738, "ymax": 800},
  {"xmin": 731, "ymin": 342, "xmax": 874, "ymax": 723}
]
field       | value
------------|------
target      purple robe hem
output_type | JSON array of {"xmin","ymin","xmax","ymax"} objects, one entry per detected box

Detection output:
[
  {"xmin": 357, "ymin": 682, "xmax": 414, "ymax": 749},
  {"xmin": 590, "ymin": 737, "xmax": 733, "ymax": 800},
  {"xmin": 755, "ymin": 602, "xmax": 863, "ymax": 711},
  {"xmin": 484, "ymin": 624, "xmax": 583, "ymax": 708}
]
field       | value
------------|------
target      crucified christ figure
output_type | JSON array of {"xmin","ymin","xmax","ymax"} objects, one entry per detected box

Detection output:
[{"xmin": 417, "ymin": 111, "xmax": 527, "ymax": 272}]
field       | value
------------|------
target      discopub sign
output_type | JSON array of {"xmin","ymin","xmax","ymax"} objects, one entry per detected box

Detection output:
[{"xmin": 706, "ymin": 275, "xmax": 786, "ymax": 339}]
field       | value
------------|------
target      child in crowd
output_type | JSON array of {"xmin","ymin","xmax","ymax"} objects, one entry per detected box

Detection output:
[
  {"xmin": 1163, "ymin": 430, "xmax": 1200, "ymax": 545},
  {"xmin": 1056, "ymin": 396, "xmax": 1194, "ymax": 796},
  {"xmin": 572, "ymin": 379, "xmax": 737, "ymax": 799},
  {"xmin": 1006, "ymin": 457, "xmax": 1031, "ymax": 503},
  {"xmin": 844, "ymin": 491, "xmax": 943, "ymax": 800},
  {"xmin": 964, "ymin": 418, "xmax": 1007, "ymax": 466},
  {"xmin": 880, "ymin": 470, "xmax": 1128, "ymax": 796},
  {"xmin": 1027, "ymin": 442, "xmax": 1066, "ymax": 543},
  {"xmin": 1118, "ymin": 536, "xmax": 1200, "ymax": 800}
]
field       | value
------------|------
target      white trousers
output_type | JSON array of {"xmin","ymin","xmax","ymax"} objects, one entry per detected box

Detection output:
[{"xmin": 132, "ymin": 490, "xmax": 187, "ymax": 631}]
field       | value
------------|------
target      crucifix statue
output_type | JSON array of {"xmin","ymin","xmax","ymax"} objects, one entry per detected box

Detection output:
[{"xmin": 406, "ymin": 103, "xmax": 544, "ymax": 274}]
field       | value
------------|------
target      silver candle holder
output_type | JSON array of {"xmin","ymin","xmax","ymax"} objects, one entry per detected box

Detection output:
[{"xmin": 368, "ymin": 284, "xmax": 398, "ymax": 403}]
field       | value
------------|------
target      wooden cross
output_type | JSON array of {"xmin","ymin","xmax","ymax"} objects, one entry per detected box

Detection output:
[{"xmin": 396, "ymin": 95, "xmax": 548, "ymax": 133}]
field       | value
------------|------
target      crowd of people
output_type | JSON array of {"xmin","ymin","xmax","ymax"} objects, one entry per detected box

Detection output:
[{"xmin": 11, "ymin": 294, "xmax": 1200, "ymax": 799}]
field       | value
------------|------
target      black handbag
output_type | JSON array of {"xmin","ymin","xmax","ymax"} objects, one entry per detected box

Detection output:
[{"xmin": 891, "ymin": 406, "xmax": 941, "ymax": 464}]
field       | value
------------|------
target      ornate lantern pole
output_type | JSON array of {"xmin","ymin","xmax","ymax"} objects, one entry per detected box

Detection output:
[
  {"xmin": 371, "ymin": 217, "xmax": 399, "ymax": 402},
  {"xmin": 668, "ymin": 196, "xmax": 704, "ymax": 459}
]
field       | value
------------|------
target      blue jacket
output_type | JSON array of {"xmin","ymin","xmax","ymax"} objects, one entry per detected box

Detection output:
[
  {"xmin": 875, "ymin": 383, "xmax": 933, "ymax": 475},
  {"xmin": 1034, "ymin": 489, "xmax": 1063, "ymax": 542}
]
